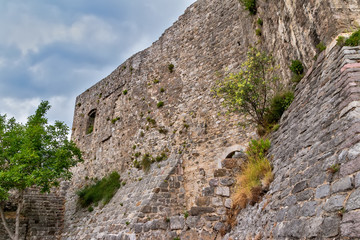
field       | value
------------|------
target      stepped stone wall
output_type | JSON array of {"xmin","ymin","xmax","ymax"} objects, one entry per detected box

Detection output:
[{"xmin": 0, "ymin": 188, "xmax": 65, "ymax": 240}]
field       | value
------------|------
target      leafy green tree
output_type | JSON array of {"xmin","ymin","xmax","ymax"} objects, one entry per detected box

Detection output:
[
  {"xmin": 0, "ymin": 101, "xmax": 83, "ymax": 240},
  {"xmin": 215, "ymin": 47, "xmax": 281, "ymax": 127}
]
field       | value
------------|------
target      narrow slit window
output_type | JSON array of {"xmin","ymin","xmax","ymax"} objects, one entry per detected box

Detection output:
[{"xmin": 86, "ymin": 109, "xmax": 96, "ymax": 134}]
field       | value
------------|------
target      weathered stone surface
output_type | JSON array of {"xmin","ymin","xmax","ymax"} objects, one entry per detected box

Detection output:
[
  {"xmin": 214, "ymin": 222, "xmax": 224, "ymax": 231},
  {"xmin": 224, "ymin": 198, "xmax": 232, "ymax": 209},
  {"xmin": 195, "ymin": 196, "xmax": 210, "ymax": 206},
  {"xmin": 189, "ymin": 207, "xmax": 215, "ymax": 216},
  {"xmin": 211, "ymin": 197, "xmax": 223, "ymax": 207},
  {"xmin": 341, "ymin": 211, "xmax": 360, "ymax": 237},
  {"xmin": 346, "ymin": 188, "xmax": 360, "ymax": 211},
  {"xmin": 170, "ymin": 216, "xmax": 185, "ymax": 230},
  {"xmin": 322, "ymin": 217, "xmax": 340, "ymax": 237},
  {"xmin": 283, "ymin": 195, "xmax": 297, "ymax": 206},
  {"xmin": 356, "ymin": 172, "xmax": 360, "ymax": 188},
  {"xmin": 304, "ymin": 217, "xmax": 323, "ymax": 238},
  {"xmin": 296, "ymin": 189, "xmax": 314, "ymax": 201},
  {"xmin": 185, "ymin": 216, "xmax": 202, "ymax": 229},
  {"xmin": 220, "ymin": 178, "xmax": 235, "ymax": 186},
  {"xmin": 214, "ymin": 169, "xmax": 227, "ymax": 177},
  {"xmin": 292, "ymin": 180, "xmax": 308, "ymax": 194},
  {"xmin": 221, "ymin": 158, "xmax": 242, "ymax": 169},
  {"xmin": 331, "ymin": 176, "xmax": 353, "ymax": 193},
  {"xmin": 340, "ymin": 156, "xmax": 360, "ymax": 177},
  {"xmin": 208, "ymin": 179, "xmax": 219, "ymax": 187},
  {"xmin": 323, "ymin": 194, "xmax": 347, "ymax": 212},
  {"xmin": 315, "ymin": 184, "xmax": 330, "ymax": 199},
  {"xmin": 133, "ymin": 223, "xmax": 142, "ymax": 234},
  {"xmin": 215, "ymin": 186, "xmax": 230, "ymax": 197},
  {"xmin": 301, "ymin": 201, "xmax": 318, "ymax": 217}
]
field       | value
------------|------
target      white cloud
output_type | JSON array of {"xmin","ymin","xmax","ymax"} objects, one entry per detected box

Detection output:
[
  {"xmin": 0, "ymin": 9, "xmax": 118, "ymax": 55},
  {"xmin": 0, "ymin": 97, "xmax": 41, "ymax": 123},
  {"xmin": 0, "ymin": 96, "xmax": 74, "ymax": 127}
]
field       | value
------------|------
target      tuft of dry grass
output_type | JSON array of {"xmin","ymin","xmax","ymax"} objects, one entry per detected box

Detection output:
[{"xmin": 231, "ymin": 138, "xmax": 273, "ymax": 209}]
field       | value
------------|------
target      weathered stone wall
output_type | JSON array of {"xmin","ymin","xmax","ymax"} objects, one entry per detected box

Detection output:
[
  {"xmin": 62, "ymin": 0, "xmax": 360, "ymax": 239},
  {"xmin": 0, "ymin": 188, "xmax": 65, "ymax": 240},
  {"xmin": 226, "ymin": 46, "xmax": 360, "ymax": 239}
]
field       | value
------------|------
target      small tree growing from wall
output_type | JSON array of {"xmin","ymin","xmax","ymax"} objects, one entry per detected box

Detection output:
[
  {"xmin": 215, "ymin": 47, "xmax": 281, "ymax": 128},
  {"xmin": 0, "ymin": 101, "xmax": 83, "ymax": 240}
]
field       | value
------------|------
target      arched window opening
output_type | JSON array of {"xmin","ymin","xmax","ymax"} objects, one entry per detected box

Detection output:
[
  {"xmin": 226, "ymin": 150, "xmax": 245, "ymax": 159},
  {"xmin": 86, "ymin": 109, "xmax": 97, "ymax": 134}
]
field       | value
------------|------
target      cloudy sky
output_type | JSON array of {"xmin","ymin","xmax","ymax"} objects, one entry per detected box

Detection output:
[{"xmin": 0, "ymin": 0, "xmax": 196, "ymax": 129}]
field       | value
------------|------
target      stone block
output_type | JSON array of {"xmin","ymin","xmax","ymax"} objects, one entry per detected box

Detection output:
[
  {"xmin": 331, "ymin": 176, "xmax": 353, "ymax": 193},
  {"xmin": 170, "ymin": 216, "xmax": 185, "ymax": 230},
  {"xmin": 355, "ymin": 172, "xmax": 360, "ymax": 188},
  {"xmin": 323, "ymin": 194, "xmax": 347, "ymax": 212},
  {"xmin": 196, "ymin": 196, "xmax": 210, "ymax": 206},
  {"xmin": 202, "ymin": 187, "xmax": 214, "ymax": 196},
  {"xmin": 133, "ymin": 223, "xmax": 143, "ymax": 233},
  {"xmin": 346, "ymin": 188, "xmax": 360, "ymax": 211},
  {"xmin": 301, "ymin": 201, "xmax": 318, "ymax": 217},
  {"xmin": 348, "ymin": 142, "xmax": 360, "ymax": 160},
  {"xmin": 340, "ymin": 156, "xmax": 360, "ymax": 177},
  {"xmin": 221, "ymin": 158, "xmax": 241, "ymax": 169},
  {"xmin": 292, "ymin": 180, "xmax": 308, "ymax": 194},
  {"xmin": 214, "ymin": 169, "xmax": 227, "ymax": 177},
  {"xmin": 211, "ymin": 197, "xmax": 223, "ymax": 207},
  {"xmin": 296, "ymin": 189, "xmax": 314, "ymax": 201},
  {"xmin": 185, "ymin": 216, "xmax": 202, "ymax": 229},
  {"xmin": 341, "ymin": 211, "xmax": 360, "ymax": 238},
  {"xmin": 141, "ymin": 206, "xmax": 151, "ymax": 213},
  {"xmin": 322, "ymin": 216, "xmax": 340, "ymax": 238},
  {"xmin": 224, "ymin": 198, "xmax": 232, "ymax": 209},
  {"xmin": 215, "ymin": 186, "xmax": 230, "ymax": 197},
  {"xmin": 315, "ymin": 184, "xmax": 330, "ymax": 199},
  {"xmin": 220, "ymin": 178, "xmax": 235, "ymax": 186},
  {"xmin": 189, "ymin": 207, "xmax": 215, "ymax": 216},
  {"xmin": 304, "ymin": 217, "xmax": 323, "ymax": 238},
  {"xmin": 209, "ymin": 178, "xmax": 219, "ymax": 187},
  {"xmin": 213, "ymin": 222, "xmax": 224, "ymax": 231},
  {"xmin": 285, "ymin": 219, "xmax": 305, "ymax": 238},
  {"xmin": 283, "ymin": 195, "xmax": 297, "ymax": 206}
]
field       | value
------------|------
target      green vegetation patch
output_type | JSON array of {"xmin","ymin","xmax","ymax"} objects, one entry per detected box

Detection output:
[
  {"xmin": 339, "ymin": 29, "xmax": 360, "ymax": 46},
  {"xmin": 239, "ymin": 0, "xmax": 257, "ymax": 15},
  {"xmin": 264, "ymin": 91, "xmax": 294, "ymax": 125},
  {"xmin": 77, "ymin": 171, "xmax": 121, "ymax": 208},
  {"xmin": 289, "ymin": 60, "xmax": 304, "ymax": 75},
  {"xmin": 168, "ymin": 64, "xmax": 174, "ymax": 73},
  {"xmin": 232, "ymin": 138, "xmax": 273, "ymax": 209}
]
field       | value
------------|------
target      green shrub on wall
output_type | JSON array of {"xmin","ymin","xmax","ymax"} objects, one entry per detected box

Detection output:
[
  {"xmin": 215, "ymin": 47, "xmax": 281, "ymax": 128},
  {"xmin": 264, "ymin": 91, "xmax": 294, "ymax": 124},
  {"xmin": 239, "ymin": 0, "xmax": 257, "ymax": 15},
  {"xmin": 77, "ymin": 171, "xmax": 120, "ymax": 208},
  {"xmin": 337, "ymin": 29, "xmax": 360, "ymax": 46},
  {"xmin": 289, "ymin": 60, "xmax": 304, "ymax": 75}
]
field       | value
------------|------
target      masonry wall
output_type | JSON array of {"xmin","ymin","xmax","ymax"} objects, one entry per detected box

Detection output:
[
  {"xmin": 0, "ymin": 188, "xmax": 65, "ymax": 240},
  {"xmin": 226, "ymin": 46, "xmax": 360, "ymax": 239},
  {"xmin": 61, "ymin": 0, "xmax": 360, "ymax": 239}
]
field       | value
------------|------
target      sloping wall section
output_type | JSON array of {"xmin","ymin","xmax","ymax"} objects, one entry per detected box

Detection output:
[{"xmin": 226, "ymin": 46, "xmax": 360, "ymax": 239}]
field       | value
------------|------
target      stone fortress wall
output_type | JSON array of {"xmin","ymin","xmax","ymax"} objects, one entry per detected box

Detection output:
[
  {"xmin": 1, "ymin": 0, "xmax": 360, "ymax": 239},
  {"xmin": 64, "ymin": 0, "xmax": 360, "ymax": 239}
]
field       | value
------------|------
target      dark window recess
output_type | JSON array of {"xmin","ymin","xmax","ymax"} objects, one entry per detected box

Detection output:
[
  {"xmin": 86, "ymin": 109, "xmax": 96, "ymax": 134},
  {"xmin": 226, "ymin": 150, "xmax": 245, "ymax": 159}
]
